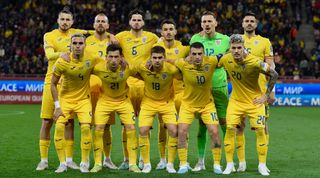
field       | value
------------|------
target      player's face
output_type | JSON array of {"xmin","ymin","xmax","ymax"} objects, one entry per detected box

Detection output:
[
  {"xmin": 57, "ymin": 13, "xmax": 73, "ymax": 31},
  {"xmin": 230, "ymin": 43, "xmax": 245, "ymax": 61},
  {"xmin": 161, "ymin": 23, "xmax": 177, "ymax": 41},
  {"xmin": 129, "ymin": 14, "xmax": 144, "ymax": 31},
  {"xmin": 151, "ymin": 53, "xmax": 165, "ymax": 69},
  {"xmin": 201, "ymin": 15, "xmax": 217, "ymax": 35},
  {"xmin": 242, "ymin": 16, "xmax": 257, "ymax": 33},
  {"xmin": 71, "ymin": 37, "xmax": 86, "ymax": 56},
  {"xmin": 190, "ymin": 47, "xmax": 204, "ymax": 66},
  {"xmin": 94, "ymin": 15, "xmax": 109, "ymax": 34},
  {"xmin": 107, "ymin": 50, "xmax": 121, "ymax": 68}
]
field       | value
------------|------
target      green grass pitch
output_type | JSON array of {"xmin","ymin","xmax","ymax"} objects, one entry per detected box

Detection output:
[{"xmin": 0, "ymin": 105, "xmax": 319, "ymax": 178}]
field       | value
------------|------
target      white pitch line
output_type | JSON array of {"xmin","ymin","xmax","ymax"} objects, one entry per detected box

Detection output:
[{"xmin": 0, "ymin": 111, "xmax": 25, "ymax": 116}]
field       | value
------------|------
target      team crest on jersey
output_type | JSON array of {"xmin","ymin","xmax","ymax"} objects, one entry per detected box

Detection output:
[
  {"xmin": 215, "ymin": 40, "xmax": 221, "ymax": 46},
  {"xmin": 204, "ymin": 64, "xmax": 210, "ymax": 72},
  {"xmin": 254, "ymin": 40, "xmax": 259, "ymax": 45},
  {"xmin": 241, "ymin": 64, "xmax": 247, "ymax": 70},
  {"xmin": 174, "ymin": 48, "xmax": 179, "ymax": 55},
  {"xmin": 126, "ymin": 38, "xmax": 132, "ymax": 42},
  {"xmin": 142, "ymin": 36, "xmax": 147, "ymax": 44},
  {"xmin": 119, "ymin": 72, "xmax": 124, "ymax": 79},
  {"xmin": 57, "ymin": 37, "xmax": 62, "ymax": 41},
  {"xmin": 162, "ymin": 73, "xmax": 168, "ymax": 80},
  {"xmin": 85, "ymin": 60, "xmax": 91, "ymax": 67}
]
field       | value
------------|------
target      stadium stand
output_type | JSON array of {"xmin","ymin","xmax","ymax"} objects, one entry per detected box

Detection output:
[{"xmin": 0, "ymin": 0, "xmax": 319, "ymax": 78}]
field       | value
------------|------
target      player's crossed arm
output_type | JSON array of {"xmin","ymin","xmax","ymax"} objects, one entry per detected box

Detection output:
[{"xmin": 253, "ymin": 61, "xmax": 279, "ymax": 105}]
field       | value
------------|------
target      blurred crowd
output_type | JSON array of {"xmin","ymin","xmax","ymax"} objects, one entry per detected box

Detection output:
[{"xmin": 0, "ymin": 0, "xmax": 319, "ymax": 78}]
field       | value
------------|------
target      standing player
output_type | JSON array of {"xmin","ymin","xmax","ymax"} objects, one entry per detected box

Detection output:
[
  {"xmin": 137, "ymin": 46, "xmax": 180, "ymax": 173},
  {"xmin": 36, "ymin": 7, "xmax": 89, "ymax": 171},
  {"xmin": 153, "ymin": 19, "xmax": 189, "ymax": 170},
  {"xmin": 51, "ymin": 34, "xmax": 99, "ymax": 173},
  {"xmin": 115, "ymin": 9, "xmax": 158, "ymax": 169},
  {"xmin": 176, "ymin": 42, "xmax": 222, "ymax": 174},
  {"xmin": 189, "ymin": 11, "xmax": 230, "ymax": 171},
  {"xmin": 235, "ymin": 12, "xmax": 276, "ymax": 172},
  {"xmin": 220, "ymin": 34, "xmax": 278, "ymax": 176},
  {"xmin": 86, "ymin": 13, "xmax": 117, "ymax": 170},
  {"xmin": 90, "ymin": 44, "xmax": 140, "ymax": 173}
]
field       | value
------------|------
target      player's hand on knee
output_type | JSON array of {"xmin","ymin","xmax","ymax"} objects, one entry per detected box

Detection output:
[
  {"xmin": 53, "ymin": 108, "xmax": 65, "ymax": 121},
  {"xmin": 60, "ymin": 52, "xmax": 70, "ymax": 62},
  {"xmin": 267, "ymin": 92, "xmax": 276, "ymax": 104},
  {"xmin": 253, "ymin": 95, "xmax": 267, "ymax": 105}
]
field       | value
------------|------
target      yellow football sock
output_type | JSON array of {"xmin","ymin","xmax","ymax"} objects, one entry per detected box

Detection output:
[
  {"xmin": 224, "ymin": 127, "xmax": 236, "ymax": 163},
  {"xmin": 178, "ymin": 148, "xmax": 187, "ymax": 165},
  {"xmin": 139, "ymin": 135, "xmax": 150, "ymax": 164},
  {"xmin": 236, "ymin": 133, "xmax": 246, "ymax": 162},
  {"xmin": 93, "ymin": 129, "xmax": 104, "ymax": 165},
  {"xmin": 167, "ymin": 136, "xmax": 177, "ymax": 164},
  {"xmin": 256, "ymin": 128, "xmax": 267, "ymax": 163},
  {"xmin": 54, "ymin": 123, "xmax": 66, "ymax": 163},
  {"xmin": 39, "ymin": 139, "xmax": 50, "ymax": 160},
  {"xmin": 212, "ymin": 147, "xmax": 221, "ymax": 165},
  {"xmin": 65, "ymin": 140, "xmax": 74, "ymax": 159},
  {"xmin": 122, "ymin": 127, "xmax": 129, "ymax": 159},
  {"xmin": 103, "ymin": 127, "xmax": 112, "ymax": 157},
  {"xmin": 158, "ymin": 123, "xmax": 167, "ymax": 159},
  {"xmin": 126, "ymin": 129, "xmax": 138, "ymax": 165},
  {"xmin": 81, "ymin": 124, "xmax": 92, "ymax": 163}
]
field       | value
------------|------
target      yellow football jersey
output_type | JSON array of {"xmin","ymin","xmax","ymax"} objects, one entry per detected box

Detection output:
[
  {"xmin": 153, "ymin": 40, "xmax": 189, "ymax": 93},
  {"xmin": 93, "ymin": 61, "xmax": 135, "ymax": 102},
  {"xmin": 242, "ymin": 35, "xmax": 273, "ymax": 93},
  {"xmin": 136, "ymin": 62, "xmax": 180, "ymax": 102},
  {"xmin": 116, "ymin": 31, "xmax": 158, "ymax": 67},
  {"xmin": 90, "ymin": 75, "xmax": 102, "ymax": 93},
  {"xmin": 85, "ymin": 34, "xmax": 110, "ymax": 59},
  {"xmin": 218, "ymin": 53, "xmax": 270, "ymax": 104},
  {"xmin": 53, "ymin": 52, "xmax": 99, "ymax": 102},
  {"xmin": 43, "ymin": 28, "xmax": 87, "ymax": 84},
  {"xmin": 176, "ymin": 56, "xmax": 218, "ymax": 107}
]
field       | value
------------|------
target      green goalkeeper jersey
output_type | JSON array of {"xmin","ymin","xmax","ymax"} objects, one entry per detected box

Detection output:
[{"xmin": 190, "ymin": 32, "xmax": 230, "ymax": 88}]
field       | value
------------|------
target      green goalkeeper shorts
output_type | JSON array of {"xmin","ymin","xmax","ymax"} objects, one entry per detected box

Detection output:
[{"xmin": 212, "ymin": 86, "xmax": 229, "ymax": 119}]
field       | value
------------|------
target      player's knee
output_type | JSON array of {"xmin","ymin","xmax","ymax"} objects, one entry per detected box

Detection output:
[
  {"xmin": 139, "ymin": 127, "xmax": 149, "ymax": 136},
  {"xmin": 168, "ymin": 126, "xmax": 178, "ymax": 138},
  {"xmin": 95, "ymin": 124, "xmax": 105, "ymax": 131},
  {"xmin": 42, "ymin": 119, "xmax": 53, "ymax": 128}
]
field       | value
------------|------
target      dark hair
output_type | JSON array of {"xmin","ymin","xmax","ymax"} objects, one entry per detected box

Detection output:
[
  {"xmin": 244, "ymin": 11, "xmax": 256, "ymax": 19},
  {"xmin": 202, "ymin": 11, "xmax": 216, "ymax": 19},
  {"xmin": 59, "ymin": 6, "xmax": 73, "ymax": 18},
  {"xmin": 160, "ymin": 19, "xmax": 176, "ymax": 28},
  {"xmin": 71, "ymin": 33, "xmax": 86, "ymax": 41},
  {"xmin": 107, "ymin": 44, "xmax": 123, "ymax": 55},
  {"xmin": 190, "ymin": 42, "xmax": 204, "ymax": 49},
  {"xmin": 151, "ymin": 46, "xmax": 166, "ymax": 55},
  {"xmin": 128, "ymin": 9, "xmax": 144, "ymax": 20}
]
